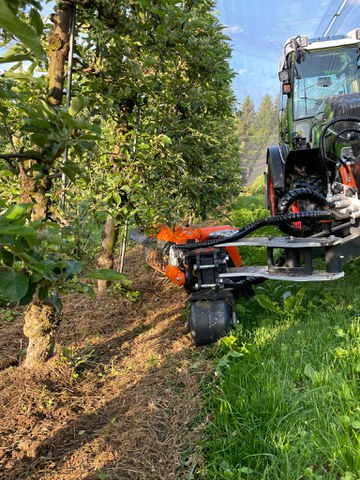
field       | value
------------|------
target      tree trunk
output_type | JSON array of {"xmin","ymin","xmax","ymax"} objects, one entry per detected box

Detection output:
[
  {"xmin": 19, "ymin": 163, "xmax": 51, "ymax": 221},
  {"xmin": 19, "ymin": 1, "xmax": 72, "ymax": 220},
  {"xmin": 96, "ymin": 216, "xmax": 119, "ymax": 295},
  {"xmin": 47, "ymin": 1, "xmax": 72, "ymax": 106},
  {"xmin": 23, "ymin": 302, "xmax": 57, "ymax": 367}
]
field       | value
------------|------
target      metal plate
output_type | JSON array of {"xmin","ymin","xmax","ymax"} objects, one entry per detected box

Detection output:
[
  {"xmin": 221, "ymin": 236, "xmax": 344, "ymax": 249},
  {"xmin": 220, "ymin": 266, "xmax": 344, "ymax": 282}
]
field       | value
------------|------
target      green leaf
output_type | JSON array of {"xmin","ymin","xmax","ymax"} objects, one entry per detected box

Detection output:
[
  {"xmin": 30, "ymin": 133, "xmax": 47, "ymax": 148},
  {"xmin": 0, "ymin": 170, "xmax": 14, "ymax": 178},
  {"xmin": 51, "ymin": 290, "xmax": 63, "ymax": 313},
  {"xmin": 0, "ymin": 225, "xmax": 37, "ymax": 236},
  {"xmin": 18, "ymin": 281, "xmax": 36, "ymax": 305},
  {"xmin": 65, "ymin": 260, "xmax": 82, "ymax": 278},
  {"xmin": 0, "ymin": 89, "xmax": 17, "ymax": 100},
  {"xmin": 38, "ymin": 286, "xmax": 49, "ymax": 302},
  {"xmin": 0, "ymin": 248, "xmax": 14, "ymax": 266},
  {"xmin": 0, "ymin": 270, "xmax": 29, "ymax": 301},
  {"xmin": 3, "ymin": 70, "xmax": 37, "ymax": 81},
  {"xmin": 60, "ymin": 161, "xmax": 84, "ymax": 183},
  {"xmin": 0, "ymin": 0, "xmax": 46, "ymax": 60},
  {"xmin": 0, "ymin": 53, "xmax": 32, "ymax": 64},
  {"xmin": 29, "ymin": 8, "xmax": 44, "ymax": 36},
  {"xmin": 70, "ymin": 282, "xmax": 96, "ymax": 300},
  {"xmin": 255, "ymin": 293, "xmax": 282, "ymax": 315},
  {"xmin": 2, "ymin": 203, "xmax": 32, "ymax": 221},
  {"xmin": 69, "ymin": 96, "xmax": 89, "ymax": 116},
  {"xmin": 85, "ymin": 269, "xmax": 129, "ymax": 282},
  {"xmin": 304, "ymin": 364, "xmax": 318, "ymax": 384},
  {"xmin": 350, "ymin": 420, "xmax": 360, "ymax": 429},
  {"xmin": 240, "ymin": 467, "xmax": 254, "ymax": 474},
  {"xmin": 283, "ymin": 294, "xmax": 295, "ymax": 311}
]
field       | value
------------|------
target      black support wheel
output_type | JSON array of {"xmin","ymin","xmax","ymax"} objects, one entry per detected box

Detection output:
[{"xmin": 187, "ymin": 299, "xmax": 233, "ymax": 346}]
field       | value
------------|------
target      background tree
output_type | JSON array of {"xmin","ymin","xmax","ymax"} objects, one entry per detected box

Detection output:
[
  {"xmin": 72, "ymin": 0, "xmax": 241, "ymax": 282},
  {"xmin": 238, "ymin": 94, "xmax": 278, "ymax": 183}
]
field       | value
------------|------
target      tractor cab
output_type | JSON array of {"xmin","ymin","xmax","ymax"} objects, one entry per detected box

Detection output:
[
  {"xmin": 279, "ymin": 29, "xmax": 360, "ymax": 151},
  {"xmin": 266, "ymin": 29, "xmax": 360, "ymax": 236}
]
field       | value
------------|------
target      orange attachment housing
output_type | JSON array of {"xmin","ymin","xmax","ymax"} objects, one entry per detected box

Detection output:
[
  {"xmin": 165, "ymin": 265, "xmax": 186, "ymax": 286},
  {"xmin": 155, "ymin": 224, "xmax": 242, "ymax": 268}
]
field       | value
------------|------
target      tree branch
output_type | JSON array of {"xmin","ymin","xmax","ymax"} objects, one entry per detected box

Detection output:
[{"xmin": 0, "ymin": 153, "xmax": 44, "ymax": 162}]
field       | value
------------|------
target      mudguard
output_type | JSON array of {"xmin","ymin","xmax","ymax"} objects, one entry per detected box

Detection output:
[{"xmin": 267, "ymin": 144, "xmax": 285, "ymax": 189}]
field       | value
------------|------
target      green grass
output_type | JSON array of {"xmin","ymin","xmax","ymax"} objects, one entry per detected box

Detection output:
[{"xmin": 194, "ymin": 187, "xmax": 360, "ymax": 480}]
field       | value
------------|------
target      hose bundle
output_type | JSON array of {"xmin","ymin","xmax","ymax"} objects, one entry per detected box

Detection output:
[{"xmin": 176, "ymin": 210, "xmax": 340, "ymax": 251}]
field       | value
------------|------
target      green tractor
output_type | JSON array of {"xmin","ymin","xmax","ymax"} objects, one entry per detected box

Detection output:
[{"xmin": 266, "ymin": 29, "xmax": 360, "ymax": 236}]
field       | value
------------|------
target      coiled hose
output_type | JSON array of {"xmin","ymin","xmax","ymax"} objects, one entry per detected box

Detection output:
[
  {"xmin": 276, "ymin": 187, "xmax": 333, "ymax": 237},
  {"xmin": 277, "ymin": 187, "xmax": 331, "ymax": 213}
]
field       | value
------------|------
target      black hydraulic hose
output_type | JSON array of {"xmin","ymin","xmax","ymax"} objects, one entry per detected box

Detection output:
[
  {"xmin": 277, "ymin": 187, "xmax": 332, "ymax": 214},
  {"xmin": 177, "ymin": 210, "xmax": 339, "ymax": 251},
  {"xmin": 319, "ymin": 115, "xmax": 360, "ymax": 190}
]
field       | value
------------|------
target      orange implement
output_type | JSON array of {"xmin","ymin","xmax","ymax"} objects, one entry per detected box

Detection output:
[{"xmin": 155, "ymin": 224, "xmax": 242, "ymax": 268}]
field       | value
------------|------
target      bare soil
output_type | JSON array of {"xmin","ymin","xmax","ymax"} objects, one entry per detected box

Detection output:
[{"xmin": 0, "ymin": 246, "xmax": 212, "ymax": 480}]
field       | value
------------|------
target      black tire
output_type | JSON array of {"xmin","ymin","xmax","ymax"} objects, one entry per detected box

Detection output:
[{"xmin": 187, "ymin": 300, "xmax": 232, "ymax": 346}]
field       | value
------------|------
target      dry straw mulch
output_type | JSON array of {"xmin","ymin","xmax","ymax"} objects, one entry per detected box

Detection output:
[{"xmin": 0, "ymin": 247, "xmax": 212, "ymax": 480}]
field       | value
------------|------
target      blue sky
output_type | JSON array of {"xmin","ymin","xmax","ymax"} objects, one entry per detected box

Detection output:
[{"xmin": 216, "ymin": 0, "xmax": 360, "ymax": 108}]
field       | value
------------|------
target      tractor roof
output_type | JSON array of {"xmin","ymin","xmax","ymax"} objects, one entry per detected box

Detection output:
[{"xmin": 278, "ymin": 28, "xmax": 360, "ymax": 76}]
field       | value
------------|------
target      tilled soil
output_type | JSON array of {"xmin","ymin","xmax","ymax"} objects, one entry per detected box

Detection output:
[{"xmin": 0, "ymin": 246, "xmax": 212, "ymax": 480}]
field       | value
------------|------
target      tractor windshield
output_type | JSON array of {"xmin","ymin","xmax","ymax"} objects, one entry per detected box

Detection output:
[{"xmin": 293, "ymin": 46, "xmax": 360, "ymax": 119}]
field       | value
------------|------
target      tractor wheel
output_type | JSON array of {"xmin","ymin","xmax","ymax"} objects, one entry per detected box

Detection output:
[
  {"xmin": 277, "ymin": 186, "xmax": 328, "ymax": 237},
  {"xmin": 187, "ymin": 300, "xmax": 232, "ymax": 346}
]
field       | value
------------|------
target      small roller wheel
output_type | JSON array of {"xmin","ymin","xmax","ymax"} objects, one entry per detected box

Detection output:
[{"xmin": 187, "ymin": 300, "xmax": 232, "ymax": 346}]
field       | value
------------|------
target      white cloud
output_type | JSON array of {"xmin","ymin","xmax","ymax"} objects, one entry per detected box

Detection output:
[
  {"xmin": 238, "ymin": 69, "xmax": 247, "ymax": 75},
  {"xmin": 223, "ymin": 25, "xmax": 244, "ymax": 34}
]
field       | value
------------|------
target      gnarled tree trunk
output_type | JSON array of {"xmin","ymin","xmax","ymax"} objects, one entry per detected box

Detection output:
[
  {"xmin": 23, "ymin": 302, "xmax": 57, "ymax": 367},
  {"xmin": 47, "ymin": 1, "xmax": 72, "ymax": 107},
  {"xmin": 22, "ymin": 1, "xmax": 73, "ymax": 366}
]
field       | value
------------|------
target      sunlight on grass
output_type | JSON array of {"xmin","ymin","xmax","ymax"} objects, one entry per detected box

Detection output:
[{"xmin": 195, "ymin": 186, "xmax": 360, "ymax": 480}]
